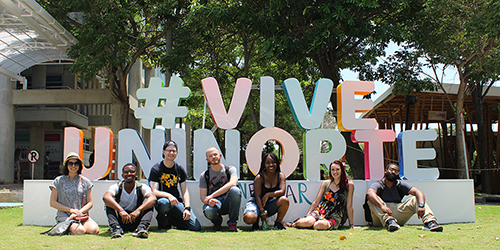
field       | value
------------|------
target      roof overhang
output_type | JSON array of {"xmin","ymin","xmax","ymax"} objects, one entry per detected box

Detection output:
[{"xmin": 0, "ymin": 0, "xmax": 76, "ymax": 81}]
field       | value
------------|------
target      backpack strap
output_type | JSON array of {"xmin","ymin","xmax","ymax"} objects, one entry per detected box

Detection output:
[
  {"xmin": 115, "ymin": 181, "xmax": 124, "ymax": 204},
  {"xmin": 136, "ymin": 182, "xmax": 144, "ymax": 209}
]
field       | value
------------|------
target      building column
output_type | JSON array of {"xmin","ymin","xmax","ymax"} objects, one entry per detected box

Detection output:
[
  {"xmin": 30, "ymin": 126, "xmax": 45, "ymax": 179},
  {"xmin": 0, "ymin": 74, "xmax": 15, "ymax": 183}
]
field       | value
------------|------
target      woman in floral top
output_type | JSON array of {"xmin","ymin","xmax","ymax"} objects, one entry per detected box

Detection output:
[{"xmin": 292, "ymin": 160, "xmax": 355, "ymax": 230}]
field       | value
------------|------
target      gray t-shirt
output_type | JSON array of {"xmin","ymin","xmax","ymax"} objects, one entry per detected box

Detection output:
[
  {"xmin": 199, "ymin": 165, "xmax": 237, "ymax": 196},
  {"xmin": 49, "ymin": 175, "xmax": 94, "ymax": 222},
  {"xmin": 369, "ymin": 180, "xmax": 412, "ymax": 203}
]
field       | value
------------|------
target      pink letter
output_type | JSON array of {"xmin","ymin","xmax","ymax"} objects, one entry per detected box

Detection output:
[
  {"xmin": 202, "ymin": 77, "xmax": 252, "ymax": 130},
  {"xmin": 352, "ymin": 129, "xmax": 396, "ymax": 180}
]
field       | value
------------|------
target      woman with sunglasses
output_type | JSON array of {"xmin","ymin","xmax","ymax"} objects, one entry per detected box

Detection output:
[{"xmin": 49, "ymin": 152, "xmax": 99, "ymax": 235}]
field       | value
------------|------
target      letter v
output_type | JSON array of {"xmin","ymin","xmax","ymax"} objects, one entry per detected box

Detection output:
[
  {"xmin": 201, "ymin": 77, "xmax": 252, "ymax": 130},
  {"xmin": 282, "ymin": 78, "xmax": 333, "ymax": 130}
]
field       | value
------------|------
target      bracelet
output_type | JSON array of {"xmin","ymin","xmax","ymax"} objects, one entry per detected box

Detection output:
[
  {"xmin": 184, "ymin": 206, "xmax": 191, "ymax": 212},
  {"xmin": 119, "ymin": 209, "xmax": 125, "ymax": 213}
]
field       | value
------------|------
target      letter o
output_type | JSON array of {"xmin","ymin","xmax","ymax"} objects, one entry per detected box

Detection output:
[{"xmin": 245, "ymin": 127, "xmax": 299, "ymax": 178}]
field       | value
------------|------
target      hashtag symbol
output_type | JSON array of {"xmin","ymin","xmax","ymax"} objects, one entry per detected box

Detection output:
[{"xmin": 135, "ymin": 76, "xmax": 191, "ymax": 129}]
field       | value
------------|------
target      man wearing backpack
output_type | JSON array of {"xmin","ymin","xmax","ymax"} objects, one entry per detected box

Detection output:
[
  {"xmin": 149, "ymin": 140, "xmax": 201, "ymax": 231},
  {"xmin": 103, "ymin": 163, "xmax": 156, "ymax": 238},
  {"xmin": 199, "ymin": 147, "xmax": 242, "ymax": 232},
  {"xmin": 366, "ymin": 163, "xmax": 443, "ymax": 232}
]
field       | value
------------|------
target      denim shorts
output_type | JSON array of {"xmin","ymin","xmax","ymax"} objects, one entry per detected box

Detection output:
[{"xmin": 244, "ymin": 197, "xmax": 279, "ymax": 216}]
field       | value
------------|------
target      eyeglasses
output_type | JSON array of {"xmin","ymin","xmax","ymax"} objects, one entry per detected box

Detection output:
[
  {"xmin": 388, "ymin": 169, "xmax": 399, "ymax": 174},
  {"xmin": 68, "ymin": 162, "xmax": 80, "ymax": 166},
  {"xmin": 165, "ymin": 150, "xmax": 177, "ymax": 154},
  {"xmin": 123, "ymin": 171, "xmax": 136, "ymax": 174}
]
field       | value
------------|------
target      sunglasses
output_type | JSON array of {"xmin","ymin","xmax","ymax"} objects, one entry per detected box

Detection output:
[{"xmin": 68, "ymin": 162, "xmax": 80, "ymax": 166}]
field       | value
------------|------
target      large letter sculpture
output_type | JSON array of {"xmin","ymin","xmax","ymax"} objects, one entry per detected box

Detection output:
[
  {"xmin": 245, "ymin": 127, "xmax": 299, "ymax": 178},
  {"xmin": 304, "ymin": 129, "xmax": 346, "ymax": 181},
  {"xmin": 202, "ymin": 77, "xmax": 252, "ymax": 130},
  {"xmin": 352, "ymin": 129, "xmax": 396, "ymax": 180},
  {"xmin": 283, "ymin": 78, "xmax": 333, "ymax": 130},
  {"xmin": 82, "ymin": 127, "xmax": 114, "ymax": 180},
  {"xmin": 337, "ymin": 81, "xmax": 377, "ymax": 131},
  {"xmin": 117, "ymin": 129, "xmax": 165, "ymax": 179},
  {"xmin": 398, "ymin": 130, "xmax": 439, "ymax": 180}
]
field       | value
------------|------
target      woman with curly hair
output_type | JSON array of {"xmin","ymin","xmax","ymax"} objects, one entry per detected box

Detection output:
[
  {"xmin": 292, "ymin": 160, "xmax": 355, "ymax": 230},
  {"xmin": 243, "ymin": 152, "xmax": 289, "ymax": 230}
]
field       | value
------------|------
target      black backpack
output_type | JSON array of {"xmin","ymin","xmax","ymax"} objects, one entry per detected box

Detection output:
[
  {"xmin": 363, "ymin": 179, "xmax": 405, "ymax": 225},
  {"xmin": 204, "ymin": 165, "xmax": 231, "ymax": 195},
  {"xmin": 115, "ymin": 181, "xmax": 144, "ymax": 209}
]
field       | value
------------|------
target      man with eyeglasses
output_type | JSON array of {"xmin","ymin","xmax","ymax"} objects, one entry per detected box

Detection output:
[
  {"xmin": 103, "ymin": 163, "xmax": 156, "ymax": 238},
  {"xmin": 148, "ymin": 140, "xmax": 201, "ymax": 231},
  {"xmin": 365, "ymin": 163, "xmax": 443, "ymax": 232}
]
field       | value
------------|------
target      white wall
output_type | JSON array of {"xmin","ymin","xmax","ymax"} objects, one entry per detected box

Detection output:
[{"xmin": 23, "ymin": 179, "xmax": 474, "ymax": 227}]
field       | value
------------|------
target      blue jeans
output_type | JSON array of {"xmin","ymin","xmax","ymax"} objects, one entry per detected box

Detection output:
[
  {"xmin": 155, "ymin": 198, "xmax": 201, "ymax": 231},
  {"xmin": 243, "ymin": 197, "xmax": 279, "ymax": 216},
  {"xmin": 203, "ymin": 186, "xmax": 242, "ymax": 226}
]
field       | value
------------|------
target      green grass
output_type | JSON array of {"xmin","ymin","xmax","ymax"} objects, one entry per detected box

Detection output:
[{"xmin": 1, "ymin": 206, "xmax": 499, "ymax": 249}]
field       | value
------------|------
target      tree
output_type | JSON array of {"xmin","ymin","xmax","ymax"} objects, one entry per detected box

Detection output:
[
  {"xmin": 39, "ymin": 0, "xmax": 191, "ymax": 129},
  {"xmin": 254, "ymin": 0, "xmax": 424, "ymax": 179},
  {"xmin": 157, "ymin": 1, "xmax": 320, "ymax": 149},
  {"xmin": 363, "ymin": 0, "xmax": 500, "ymax": 190}
]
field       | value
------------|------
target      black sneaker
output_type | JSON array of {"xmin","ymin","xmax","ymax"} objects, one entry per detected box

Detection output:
[
  {"xmin": 132, "ymin": 227, "xmax": 149, "ymax": 238},
  {"xmin": 228, "ymin": 224, "xmax": 238, "ymax": 232},
  {"xmin": 386, "ymin": 219, "xmax": 400, "ymax": 232},
  {"xmin": 423, "ymin": 220, "xmax": 443, "ymax": 232},
  {"xmin": 110, "ymin": 227, "xmax": 123, "ymax": 239},
  {"xmin": 213, "ymin": 224, "xmax": 222, "ymax": 231},
  {"xmin": 273, "ymin": 221, "xmax": 286, "ymax": 230},
  {"xmin": 251, "ymin": 221, "xmax": 260, "ymax": 230}
]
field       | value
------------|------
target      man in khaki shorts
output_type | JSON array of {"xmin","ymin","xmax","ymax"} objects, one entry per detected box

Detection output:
[{"xmin": 366, "ymin": 163, "xmax": 443, "ymax": 232}]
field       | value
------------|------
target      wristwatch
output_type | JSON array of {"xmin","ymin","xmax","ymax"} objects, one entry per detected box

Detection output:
[
  {"xmin": 184, "ymin": 206, "xmax": 191, "ymax": 211},
  {"xmin": 418, "ymin": 202, "xmax": 425, "ymax": 208}
]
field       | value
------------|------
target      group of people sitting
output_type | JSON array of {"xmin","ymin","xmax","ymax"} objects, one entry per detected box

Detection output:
[{"xmin": 49, "ymin": 140, "xmax": 443, "ymax": 238}]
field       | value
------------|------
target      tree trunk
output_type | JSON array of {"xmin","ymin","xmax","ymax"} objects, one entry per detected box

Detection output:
[
  {"xmin": 455, "ymin": 77, "xmax": 468, "ymax": 179},
  {"xmin": 471, "ymin": 84, "xmax": 491, "ymax": 193}
]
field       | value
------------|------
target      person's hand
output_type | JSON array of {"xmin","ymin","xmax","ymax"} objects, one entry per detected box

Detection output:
[
  {"xmin": 208, "ymin": 198, "xmax": 219, "ymax": 207},
  {"xmin": 168, "ymin": 195, "xmax": 179, "ymax": 206},
  {"xmin": 183, "ymin": 210, "xmax": 191, "ymax": 220},
  {"xmin": 203, "ymin": 195, "xmax": 213, "ymax": 205},
  {"xmin": 119, "ymin": 210, "xmax": 132, "ymax": 224},
  {"xmin": 381, "ymin": 205, "xmax": 392, "ymax": 216},
  {"xmin": 417, "ymin": 206, "xmax": 425, "ymax": 219},
  {"xmin": 69, "ymin": 208, "xmax": 83, "ymax": 217},
  {"xmin": 130, "ymin": 209, "xmax": 141, "ymax": 222},
  {"xmin": 260, "ymin": 210, "xmax": 268, "ymax": 221}
]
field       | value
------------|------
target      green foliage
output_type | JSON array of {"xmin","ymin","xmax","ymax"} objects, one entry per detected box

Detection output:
[{"xmin": 155, "ymin": 1, "xmax": 321, "ymax": 152}]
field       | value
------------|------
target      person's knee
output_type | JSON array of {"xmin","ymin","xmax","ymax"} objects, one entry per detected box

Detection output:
[
  {"xmin": 313, "ymin": 221, "xmax": 329, "ymax": 230},
  {"xmin": 278, "ymin": 196, "xmax": 289, "ymax": 207},
  {"xmin": 72, "ymin": 225, "xmax": 86, "ymax": 235},
  {"xmin": 156, "ymin": 198, "xmax": 172, "ymax": 213},
  {"xmin": 203, "ymin": 206, "xmax": 218, "ymax": 220},
  {"xmin": 243, "ymin": 212, "xmax": 258, "ymax": 224},
  {"xmin": 228, "ymin": 186, "xmax": 242, "ymax": 202}
]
